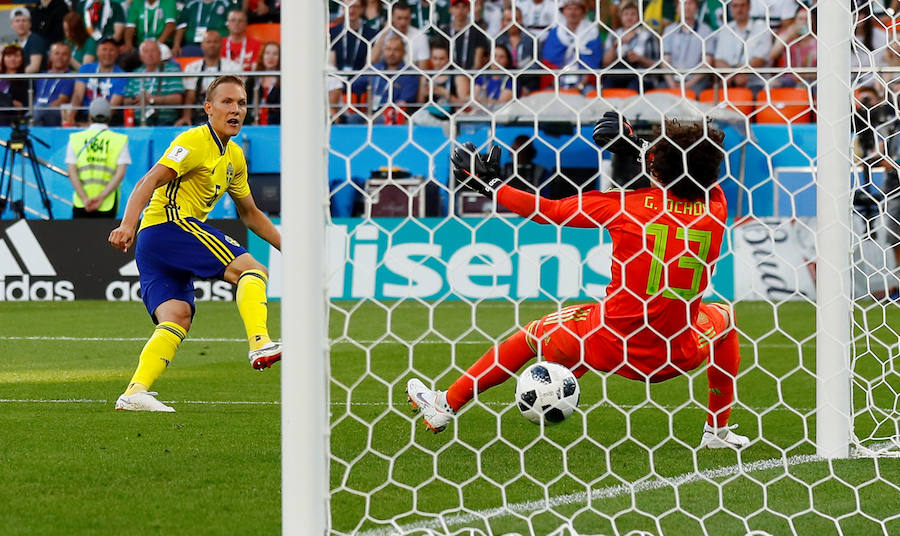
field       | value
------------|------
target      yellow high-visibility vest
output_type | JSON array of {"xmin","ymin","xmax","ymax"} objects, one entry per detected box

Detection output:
[{"xmin": 69, "ymin": 128, "xmax": 128, "ymax": 211}]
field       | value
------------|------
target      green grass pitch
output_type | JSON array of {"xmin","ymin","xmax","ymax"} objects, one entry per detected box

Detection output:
[{"xmin": 2, "ymin": 300, "xmax": 899, "ymax": 535}]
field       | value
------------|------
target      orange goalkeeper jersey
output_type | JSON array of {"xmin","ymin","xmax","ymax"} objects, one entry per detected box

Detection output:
[{"xmin": 496, "ymin": 184, "xmax": 728, "ymax": 378}]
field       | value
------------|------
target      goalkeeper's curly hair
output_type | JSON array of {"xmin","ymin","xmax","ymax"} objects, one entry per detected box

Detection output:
[{"xmin": 647, "ymin": 119, "xmax": 725, "ymax": 202}]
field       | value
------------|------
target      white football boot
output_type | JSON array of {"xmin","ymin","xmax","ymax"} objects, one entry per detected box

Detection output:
[
  {"xmin": 249, "ymin": 342, "xmax": 282, "ymax": 370},
  {"xmin": 699, "ymin": 423, "xmax": 750, "ymax": 449},
  {"xmin": 115, "ymin": 391, "xmax": 175, "ymax": 412},
  {"xmin": 406, "ymin": 378, "xmax": 456, "ymax": 434}
]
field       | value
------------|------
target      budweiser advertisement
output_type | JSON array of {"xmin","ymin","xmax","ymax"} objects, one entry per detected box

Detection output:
[{"xmin": 732, "ymin": 217, "xmax": 899, "ymax": 301}]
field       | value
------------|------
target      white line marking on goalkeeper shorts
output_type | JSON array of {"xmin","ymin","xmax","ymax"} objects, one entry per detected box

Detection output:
[{"xmin": 355, "ymin": 454, "xmax": 826, "ymax": 536}]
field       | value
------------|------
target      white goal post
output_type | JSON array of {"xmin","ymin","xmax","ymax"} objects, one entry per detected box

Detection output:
[
  {"xmin": 282, "ymin": 0, "xmax": 329, "ymax": 534},
  {"xmin": 815, "ymin": 0, "xmax": 852, "ymax": 459}
]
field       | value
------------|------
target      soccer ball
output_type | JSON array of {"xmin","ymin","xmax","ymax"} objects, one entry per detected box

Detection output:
[{"xmin": 515, "ymin": 362, "xmax": 580, "ymax": 425}]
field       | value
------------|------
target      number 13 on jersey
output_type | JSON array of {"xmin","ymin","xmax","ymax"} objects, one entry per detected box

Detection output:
[{"xmin": 645, "ymin": 223, "xmax": 713, "ymax": 300}]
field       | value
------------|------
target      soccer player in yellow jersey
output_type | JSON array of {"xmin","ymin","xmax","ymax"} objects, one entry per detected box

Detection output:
[{"xmin": 108, "ymin": 75, "xmax": 281, "ymax": 412}]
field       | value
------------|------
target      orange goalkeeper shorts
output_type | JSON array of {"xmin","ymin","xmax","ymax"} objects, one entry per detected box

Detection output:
[{"xmin": 523, "ymin": 302, "xmax": 732, "ymax": 382}]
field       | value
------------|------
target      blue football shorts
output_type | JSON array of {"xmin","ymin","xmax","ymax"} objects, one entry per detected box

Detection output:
[{"xmin": 135, "ymin": 217, "xmax": 247, "ymax": 322}]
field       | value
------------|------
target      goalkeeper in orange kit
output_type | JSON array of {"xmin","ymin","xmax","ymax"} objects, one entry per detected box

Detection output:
[{"xmin": 407, "ymin": 112, "xmax": 749, "ymax": 449}]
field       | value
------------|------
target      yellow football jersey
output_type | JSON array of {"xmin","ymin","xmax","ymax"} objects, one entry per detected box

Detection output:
[{"xmin": 140, "ymin": 123, "xmax": 251, "ymax": 230}]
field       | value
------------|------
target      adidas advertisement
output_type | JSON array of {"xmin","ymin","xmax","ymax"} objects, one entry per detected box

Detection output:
[{"xmin": 0, "ymin": 219, "xmax": 247, "ymax": 301}]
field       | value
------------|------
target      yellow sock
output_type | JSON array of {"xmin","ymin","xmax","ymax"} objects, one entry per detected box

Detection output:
[
  {"xmin": 124, "ymin": 322, "xmax": 187, "ymax": 395},
  {"xmin": 236, "ymin": 269, "xmax": 271, "ymax": 351}
]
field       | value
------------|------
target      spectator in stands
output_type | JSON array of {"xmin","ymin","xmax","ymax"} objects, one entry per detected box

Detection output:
[
  {"xmin": 519, "ymin": 0, "xmax": 558, "ymax": 35},
  {"xmin": 28, "ymin": 0, "xmax": 69, "ymax": 46},
  {"xmin": 123, "ymin": 39, "xmax": 185, "ymax": 126},
  {"xmin": 417, "ymin": 36, "xmax": 465, "ymax": 116},
  {"xmin": 243, "ymin": 0, "xmax": 280, "ymax": 24},
  {"xmin": 173, "ymin": 0, "xmax": 231, "ymax": 58},
  {"xmin": 331, "ymin": 0, "xmax": 378, "ymax": 72},
  {"xmin": 496, "ymin": 5, "xmax": 536, "ymax": 69},
  {"xmin": 407, "ymin": 0, "xmax": 450, "ymax": 31},
  {"xmin": 249, "ymin": 41, "xmax": 281, "ymax": 124},
  {"xmin": 177, "ymin": 30, "xmax": 243, "ymax": 126},
  {"xmin": 661, "ymin": 0, "xmax": 714, "ymax": 93},
  {"xmin": 0, "ymin": 44, "xmax": 28, "ymax": 127},
  {"xmin": 76, "ymin": 0, "xmax": 127, "ymax": 43},
  {"xmin": 223, "ymin": 8, "xmax": 262, "ymax": 71},
  {"xmin": 473, "ymin": 44, "xmax": 514, "ymax": 109},
  {"xmin": 64, "ymin": 11, "xmax": 98, "ymax": 71},
  {"xmin": 330, "ymin": 0, "xmax": 377, "ymax": 110},
  {"xmin": 372, "ymin": 1, "xmax": 430, "ymax": 68},
  {"xmin": 542, "ymin": 0, "xmax": 603, "ymax": 93},
  {"xmin": 124, "ymin": 0, "xmax": 177, "ymax": 54},
  {"xmin": 496, "ymin": 6, "xmax": 537, "ymax": 95},
  {"xmin": 477, "ymin": 0, "xmax": 505, "ymax": 37},
  {"xmin": 448, "ymin": 0, "xmax": 489, "ymax": 70},
  {"xmin": 68, "ymin": 37, "xmax": 127, "ymax": 125},
  {"xmin": 749, "ymin": 0, "xmax": 796, "ymax": 31},
  {"xmin": 368, "ymin": 35, "xmax": 419, "ymax": 123},
  {"xmin": 767, "ymin": 3, "xmax": 816, "ymax": 88},
  {"xmin": 602, "ymin": 1, "xmax": 660, "ymax": 91},
  {"xmin": 34, "ymin": 42, "xmax": 76, "ymax": 126},
  {"xmin": 361, "ymin": 0, "xmax": 387, "ymax": 32},
  {"xmin": 711, "ymin": 0, "xmax": 772, "ymax": 90},
  {"xmin": 10, "ymin": 6, "xmax": 47, "ymax": 74}
]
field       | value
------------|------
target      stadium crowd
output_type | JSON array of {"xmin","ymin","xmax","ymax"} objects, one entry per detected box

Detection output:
[
  {"xmin": 0, "ymin": 0, "xmax": 281, "ymax": 127},
  {"xmin": 325, "ymin": 0, "xmax": 900, "ymax": 125}
]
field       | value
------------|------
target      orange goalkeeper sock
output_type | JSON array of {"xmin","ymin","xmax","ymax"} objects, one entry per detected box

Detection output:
[
  {"xmin": 446, "ymin": 329, "xmax": 536, "ymax": 411},
  {"xmin": 706, "ymin": 328, "xmax": 741, "ymax": 428},
  {"xmin": 125, "ymin": 321, "xmax": 186, "ymax": 395},
  {"xmin": 236, "ymin": 269, "xmax": 271, "ymax": 351}
]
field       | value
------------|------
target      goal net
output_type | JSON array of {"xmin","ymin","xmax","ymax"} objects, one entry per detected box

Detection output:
[{"xmin": 306, "ymin": 0, "xmax": 900, "ymax": 533}]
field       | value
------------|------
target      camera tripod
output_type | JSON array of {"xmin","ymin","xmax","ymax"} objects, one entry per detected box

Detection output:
[{"xmin": 0, "ymin": 126, "xmax": 53, "ymax": 219}]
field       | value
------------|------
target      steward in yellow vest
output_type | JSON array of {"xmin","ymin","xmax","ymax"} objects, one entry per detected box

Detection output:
[{"xmin": 66, "ymin": 99, "xmax": 132, "ymax": 218}]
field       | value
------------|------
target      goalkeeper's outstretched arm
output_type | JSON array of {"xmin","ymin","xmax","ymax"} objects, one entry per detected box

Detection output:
[
  {"xmin": 451, "ymin": 141, "xmax": 619, "ymax": 228},
  {"xmin": 495, "ymin": 185, "xmax": 613, "ymax": 228}
]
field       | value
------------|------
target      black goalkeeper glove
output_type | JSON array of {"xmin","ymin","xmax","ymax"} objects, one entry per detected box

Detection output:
[
  {"xmin": 451, "ymin": 142, "xmax": 503, "ymax": 200},
  {"xmin": 592, "ymin": 111, "xmax": 645, "ymax": 159}
]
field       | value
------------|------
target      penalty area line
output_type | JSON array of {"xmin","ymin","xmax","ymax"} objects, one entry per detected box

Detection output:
[
  {"xmin": 356, "ymin": 453, "xmax": 824, "ymax": 536},
  {"xmin": 0, "ymin": 399, "xmax": 816, "ymax": 413}
]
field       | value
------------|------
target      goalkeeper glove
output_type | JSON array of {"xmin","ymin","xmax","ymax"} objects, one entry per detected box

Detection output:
[
  {"xmin": 592, "ymin": 111, "xmax": 645, "ymax": 159},
  {"xmin": 451, "ymin": 142, "xmax": 503, "ymax": 200}
]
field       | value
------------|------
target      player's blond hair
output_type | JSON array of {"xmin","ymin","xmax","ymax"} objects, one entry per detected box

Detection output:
[{"xmin": 206, "ymin": 75, "xmax": 246, "ymax": 102}]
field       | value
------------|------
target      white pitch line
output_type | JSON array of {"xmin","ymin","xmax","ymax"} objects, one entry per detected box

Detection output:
[
  {"xmin": 0, "ymin": 399, "xmax": 815, "ymax": 413},
  {"xmin": 355, "ymin": 453, "xmax": 824, "ymax": 536},
  {"xmin": 0, "ymin": 398, "xmax": 280, "ymax": 405},
  {"xmin": 0, "ymin": 335, "xmax": 815, "ymax": 349}
]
